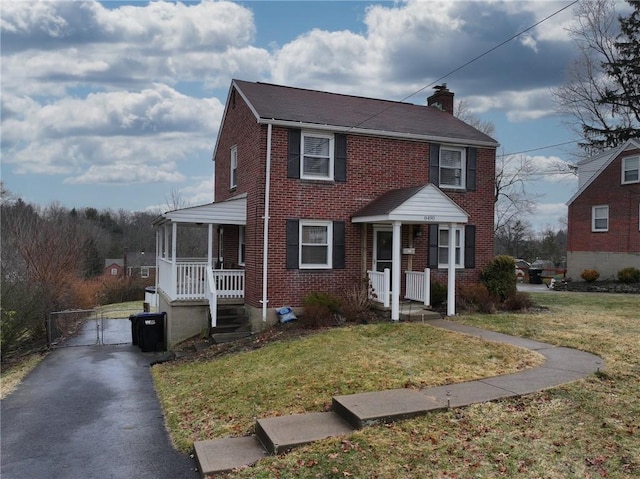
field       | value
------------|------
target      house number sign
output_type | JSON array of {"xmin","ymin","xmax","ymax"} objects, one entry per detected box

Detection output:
[{"xmin": 423, "ymin": 215, "xmax": 436, "ymax": 221}]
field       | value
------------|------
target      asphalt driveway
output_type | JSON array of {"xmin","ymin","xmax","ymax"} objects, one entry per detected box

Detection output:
[{"xmin": 1, "ymin": 318, "xmax": 199, "ymax": 479}]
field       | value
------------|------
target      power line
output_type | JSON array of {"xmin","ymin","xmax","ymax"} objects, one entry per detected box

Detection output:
[
  {"xmin": 498, "ymin": 140, "xmax": 578, "ymax": 158},
  {"xmin": 350, "ymin": 0, "xmax": 579, "ymax": 130},
  {"xmin": 399, "ymin": 0, "xmax": 579, "ymax": 103}
]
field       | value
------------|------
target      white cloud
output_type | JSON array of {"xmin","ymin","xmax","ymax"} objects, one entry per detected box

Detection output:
[
  {"xmin": 65, "ymin": 161, "xmax": 186, "ymax": 185},
  {"xmin": 530, "ymin": 202, "xmax": 568, "ymax": 231}
]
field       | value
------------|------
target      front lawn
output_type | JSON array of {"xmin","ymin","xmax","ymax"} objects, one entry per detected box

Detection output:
[
  {"xmin": 152, "ymin": 321, "xmax": 543, "ymax": 453},
  {"xmin": 217, "ymin": 292, "xmax": 639, "ymax": 478}
]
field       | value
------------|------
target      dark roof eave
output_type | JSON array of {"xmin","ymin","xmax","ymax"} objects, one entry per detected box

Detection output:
[{"xmin": 257, "ymin": 117, "xmax": 500, "ymax": 149}]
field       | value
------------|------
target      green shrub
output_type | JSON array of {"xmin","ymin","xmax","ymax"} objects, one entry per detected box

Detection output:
[
  {"xmin": 301, "ymin": 292, "xmax": 341, "ymax": 329},
  {"xmin": 580, "ymin": 269, "xmax": 600, "ymax": 283},
  {"xmin": 480, "ymin": 255, "xmax": 517, "ymax": 300},
  {"xmin": 458, "ymin": 283, "xmax": 496, "ymax": 314},
  {"xmin": 430, "ymin": 281, "xmax": 447, "ymax": 308},
  {"xmin": 618, "ymin": 267, "xmax": 640, "ymax": 284}
]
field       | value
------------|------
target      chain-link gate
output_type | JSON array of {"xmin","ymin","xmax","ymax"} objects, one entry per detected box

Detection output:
[{"xmin": 47, "ymin": 308, "xmax": 144, "ymax": 348}]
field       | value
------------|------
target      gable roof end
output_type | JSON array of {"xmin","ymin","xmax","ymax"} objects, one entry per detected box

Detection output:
[{"xmin": 566, "ymin": 138, "xmax": 640, "ymax": 206}]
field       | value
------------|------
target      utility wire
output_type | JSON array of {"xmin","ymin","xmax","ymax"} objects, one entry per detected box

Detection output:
[
  {"xmin": 498, "ymin": 140, "xmax": 578, "ymax": 157},
  {"xmin": 350, "ymin": 0, "xmax": 579, "ymax": 130}
]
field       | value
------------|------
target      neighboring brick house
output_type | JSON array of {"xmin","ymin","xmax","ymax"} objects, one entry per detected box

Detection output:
[
  {"xmin": 104, "ymin": 259, "xmax": 124, "ymax": 277},
  {"xmin": 566, "ymin": 138, "xmax": 640, "ymax": 280},
  {"xmin": 154, "ymin": 80, "xmax": 498, "ymax": 347}
]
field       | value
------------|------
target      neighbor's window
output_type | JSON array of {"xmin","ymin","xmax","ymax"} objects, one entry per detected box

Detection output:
[
  {"xmin": 299, "ymin": 220, "xmax": 332, "ymax": 268},
  {"xmin": 622, "ymin": 156, "xmax": 639, "ymax": 184},
  {"xmin": 238, "ymin": 225, "xmax": 246, "ymax": 266},
  {"xmin": 230, "ymin": 145, "xmax": 238, "ymax": 188},
  {"xmin": 439, "ymin": 147, "xmax": 466, "ymax": 188},
  {"xmin": 301, "ymin": 132, "xmax": 334, "ymax": 180},
  {"xmin": 438, "ymin": 225, "xmax": 464, "ymax": 268},
  {"xmin": 592, "ymin": 205, "xmax": 609, "ymax": 232},
  {"xmin": 141, "ymin": 267, "xmax": 149, "ymax": 279},
  {"xmin": 110, "ymin": 268, "xmax": 118, "ymax": 276}
]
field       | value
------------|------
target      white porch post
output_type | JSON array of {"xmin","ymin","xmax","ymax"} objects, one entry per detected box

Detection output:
[
  {"xmin": 171, "ymin": 222, "xmax": 178, "ymax": 299},
  {"xmin": 163, "ymin": 225, "xmax": 169, "ymax": 259},
  {"xmin": 447, "ymin": 222, "xmax": 456, "ymax": 317},
  {"xmin": 391, "ymin": 221, "xmax": 401, "ymax": 321},
  {"xmin": 207, "ymin": 224, "xmax": 213, "ymax": 267}
]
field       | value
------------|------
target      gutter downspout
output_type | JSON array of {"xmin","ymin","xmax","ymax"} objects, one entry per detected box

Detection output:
[{"xmin": 261, "ymin": 123, "xmax": 272, "ymax": 321}]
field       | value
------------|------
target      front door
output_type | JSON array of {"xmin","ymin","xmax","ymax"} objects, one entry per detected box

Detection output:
[{"xmin": 374, "ymin": 227, "xmax": 393, "ymax": 276}]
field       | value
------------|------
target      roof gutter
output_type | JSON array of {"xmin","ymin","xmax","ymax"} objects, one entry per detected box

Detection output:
[{"xmin": 256, "ymin": 118, "xmax": 500, "ymax": 149}]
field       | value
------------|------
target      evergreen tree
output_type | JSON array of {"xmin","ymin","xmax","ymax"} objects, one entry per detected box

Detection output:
[{"xmin": 588, "ymin": 0, "xmax": 640, "ymax": 148}]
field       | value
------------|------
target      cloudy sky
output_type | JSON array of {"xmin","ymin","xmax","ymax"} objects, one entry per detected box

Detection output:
[{"xmin": 0, "ymin": 0, "xmax": 614, "ymax": 230}]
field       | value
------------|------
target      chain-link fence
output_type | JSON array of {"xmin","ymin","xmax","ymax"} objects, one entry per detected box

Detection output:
[{"xmin": 47, "ymin": 307, "xmax": 144, "ymax": 348}]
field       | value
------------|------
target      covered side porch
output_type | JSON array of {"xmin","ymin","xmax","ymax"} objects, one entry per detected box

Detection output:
[
  {"xmin": 352, "ymin": 184, "xmax": 469, "ymax": 320},
  {"xmin": 152, "ymin": 195, "xmax": 247, "ymax": 348}
]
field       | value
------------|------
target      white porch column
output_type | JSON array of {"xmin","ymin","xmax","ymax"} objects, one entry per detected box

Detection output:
[
  {"xmin": 391, "ymin": 221, "xmax": 402, "ymax": 321},
  {"xmin": 207, "ymin": 224, "xmax": 213, "ymax": 267},
  {"xmin": 171, "ymin": 222, "xmax": 178, "ymax": 298},
  {"xmin": 163, "ymin": 225, "xmax": 170, "ymax": 259},
  {"xmin": 447, "ymin": 222, "xmax": 456, "ymax": 317}
]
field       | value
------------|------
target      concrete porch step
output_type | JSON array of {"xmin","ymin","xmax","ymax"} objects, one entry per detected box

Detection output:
[{"xmin": 211, "ymin": 331, "xmax": 253, "ymax": 344}]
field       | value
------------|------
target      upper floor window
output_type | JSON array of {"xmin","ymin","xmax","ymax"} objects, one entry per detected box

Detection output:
[
  {"xmin": 439, "ymin": 147, "xmax": 466, "ymax": 189},
  {"xmin": 141, "ymin": 267, "xmax": 149, "ymax": 279},
  {"xmin": 592, "ymin": 205, "xmax": 609, "ymax": 232},
  {"xmin": 438, "ymin": 225, "xmax": 464, "ymax": 268},
  {"xmin": 230, "ymin": 145, "xmax": 238, "ymax": 189},
  {"xmin": 622, "ymin": 156, "xmax": 639, "ymax": 184},
  {"xmin": 301, "ymin": 132, "xmax": 334, "ymax": 180},
  {"xmin": 300, "ymin": 220, "xmax": 332, "ymax": 269}
]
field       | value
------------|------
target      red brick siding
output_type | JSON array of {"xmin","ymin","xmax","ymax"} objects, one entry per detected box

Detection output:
[
  {"xmin": 214, "ymin": 88, "xmax": 496, "ymax": 308},
  {"xmin": 568, "ymin": 149, "xmax": 640, "ymax": 254}
]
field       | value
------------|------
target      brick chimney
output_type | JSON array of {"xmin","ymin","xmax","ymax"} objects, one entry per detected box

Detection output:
[{"xmin": 427, "ymin": 84, "xmax": 454, "ymax": 115}]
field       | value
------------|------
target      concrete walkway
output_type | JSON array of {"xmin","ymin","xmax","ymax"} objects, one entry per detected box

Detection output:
[
  {"xmin": 194, "ymin": 319, "xmax": 603, "ymax": 477},
  {"xmin": 1, "ymin": 318, "xmax": 199, "ymax": 479}
]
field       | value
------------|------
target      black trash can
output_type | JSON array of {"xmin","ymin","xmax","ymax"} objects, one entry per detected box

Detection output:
[
  {"xmin": 129, "ymin": 314, "xmax": 140, "ymax": 346},
  {"xmin": 135, "ymin": 312, "xmax": 166, "ymax": 352},
  {"xmin": 529, "ymin": 268, "xmax": 543, "ymax": 284}
]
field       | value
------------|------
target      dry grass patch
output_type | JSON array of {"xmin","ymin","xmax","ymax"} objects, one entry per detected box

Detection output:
[
  {"xmin": 1, "ymin": 352, "xmax": 47, "ymax": 400},
  {"xmin": 152, "ymin": 322, "xmax": 542, "ymax": 452},
  {"xmin": 223, "ymin": 292, "xmax": 639, "ymax": 479}
]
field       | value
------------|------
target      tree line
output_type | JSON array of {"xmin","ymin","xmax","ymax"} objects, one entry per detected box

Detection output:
[{"xmin": 1, "ymin": 186, "xmax": 158, "ymax": 359}]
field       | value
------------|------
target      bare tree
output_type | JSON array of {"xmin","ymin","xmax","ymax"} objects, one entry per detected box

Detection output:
[
  {"xmin": 553, "ymin": 0, "xmax": 640, "ymax": 155},
  {"xmin": 455, "ymin": 99, "xmax": 496, "ymax": 137}
]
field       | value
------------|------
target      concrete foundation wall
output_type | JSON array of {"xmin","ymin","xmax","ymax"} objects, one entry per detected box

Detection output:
[
  {"xmin": 245, "ymin": 304, "xmax": 305, "ymax": 332},
  {"xmin": 567, "ymin": 251, "xmax": 640, "ymax": 281},
  {"xmin": 159, "ymin": 292, "xmax": 210, "ymax": 350}
]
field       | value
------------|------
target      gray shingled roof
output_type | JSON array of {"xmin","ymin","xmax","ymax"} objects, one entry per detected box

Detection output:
[
  {"xmin": 233, "ymin": 79, "xmax": 498, "ymax": 147},
  {"xmin": 352, "ymin": 185, "xmax": 424, "ymax": 218}
]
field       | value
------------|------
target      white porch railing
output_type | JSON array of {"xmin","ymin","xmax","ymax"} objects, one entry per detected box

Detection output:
[
  {"xmin": 367, "ymin": 269, "xmax": 390, "ymax": 308},
  {"xmin": 157, "ymin": 258, "xmax": 244, "ymax": 302},
  {"xmin": 405, "ymin": 268, "xmax": 431, "ymax": 306}
]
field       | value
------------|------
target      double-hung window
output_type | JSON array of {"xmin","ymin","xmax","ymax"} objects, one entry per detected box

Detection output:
[
  {"xmin": 438, "ymin": 225, "xmax": 464, "ymax": 268},
  {"xmin": 141, "ymin": 267, "xmax": 149, "ymax": 279},
  {"xmin": 439, "ymin": 147, "xmax": 466, "ymax": 188},
  {"xmin": 622, "ymin": 156, "xmax": 639, "ymax": 184},
  {"xmin": 592, "ymin": 205, "xmax": 609, "ymax": 232},
  {"xmin": 300, "ymin": 220, "xmax": 332, "ymax": 269},
  {"xmin": 301, "ymin": 133, "xmax": 334, "ymax": 180},
  {"xmin": 230, "ymin": 145, "xmax": 238, "ymax": 189}
]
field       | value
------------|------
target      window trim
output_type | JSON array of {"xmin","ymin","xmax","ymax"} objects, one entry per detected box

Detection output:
[
  {"xmin": 230, "ymin": 145, "xmax": 238, "ymax": 189},
  {"xmin": 299, "ymin": 220, "xmax": 333, "ymax": 269},
  {"xmin": 439, "ymin": 146, "xmax": 466, "ymax": 189},
  {"xmin": 591, "ymin": 205, "xmax": 609, "ymax": 232},
  {"xmin": 437, "ymin": 225, "xmax": 464, "ymax": 269},
  {"xmin": 622, "ymin": 156, "xmax": 639, "ymax": 184},
  {"xmin": 300, "ymin": 132, "xmax": 334, "ymax": 181}
]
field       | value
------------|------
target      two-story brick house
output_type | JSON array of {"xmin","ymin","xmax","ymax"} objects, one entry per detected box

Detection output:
[
  {"xmin": 153, "ymin": 80, "xmax": 498, "ymax": 348},
  {"xmin": 566, "ymin": 138, "xmax": 640, "ymax": 280}
]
